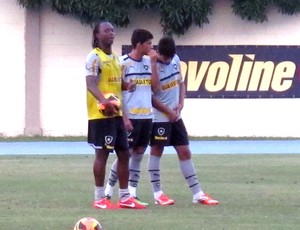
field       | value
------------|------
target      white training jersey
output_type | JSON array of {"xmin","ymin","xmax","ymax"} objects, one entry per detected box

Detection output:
[
  {"xmin": 153, "ymin": 54, "xmax": 183, "ymax": 122},
  {"xmin": 119, "ymin": 54, "xmax": 153, "ymax": 119}
]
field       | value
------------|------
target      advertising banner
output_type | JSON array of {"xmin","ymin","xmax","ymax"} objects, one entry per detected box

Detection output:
[{"xmin": 123, "ymin": 45, "xmax": 300, "ymax": 98}]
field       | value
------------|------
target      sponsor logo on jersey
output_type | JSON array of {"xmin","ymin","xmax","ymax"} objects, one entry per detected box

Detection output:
[
  {"xmin": 129, "ymin": 107, "xmax": 152, "ymax": 115},
  {"xmin": 108, "ymin": 76, "xmax": 122, "ymax": 83},
  {"xmin": 161, "ymin": 79, "xmax": 180, "ymax": 90},
  {"xmin": 135, "ymin": 78, "xmax": 151, "ymax": 85}
]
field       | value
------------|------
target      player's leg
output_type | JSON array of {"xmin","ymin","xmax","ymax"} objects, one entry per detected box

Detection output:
[
  {"xmin": 88, "ymin": 119, "xmax": 119, "ymax": 209},
  {"xmin": 171, "ymin": 119, "xmax": 202, "ymax": 200},
  {"xmin": 148, "ymin": 145, "xmax": 163, "ymax": 195},
  {"xmin": 116, "ymin": 150, "xmax": 147, "ymax": 209},
  {"xmin": 148, "ymin": 122, "xmax": 174, "ymax": 205},
  {"xmin": 104, "ymin": 119, "xmax": 145, "ymax": 199},
  {"xmin": 128, "ymin": 119, "xmax": 152, "ymax": 204},
  {"xmin": 148, "ymin": 145, "xmax": 174, "ymax": 205},
  {"xmin": 128, "ymin": 147, "xmax": 146, "ymax": 197},
  {"xmin": 93, "ymin": 149, "xmax": 120, "ymax": 209},
  {"xmin": 93, "ymin": 148, "xmax": 109, "ymax": 201},
  {"xmin": 174, "ymin": 145, "xmax": 204, "ymax": 199},
  {"xmin": 104, "ymin": 158, "xmax": 118, "ymax": 199},
  {"xmin": 173, "ymin": 119, "xmax": 219, "ymax": 205},
  {"xmin": 115, "ymin": 149, "xmax": 130, "ymax": 198},
  {"xmin": 176, "ymin": 146, "xmax": 219, "ymax": 205},
  {"xmin": 115, "ymin": 117, "xmax": 146, "ymax": 209}
]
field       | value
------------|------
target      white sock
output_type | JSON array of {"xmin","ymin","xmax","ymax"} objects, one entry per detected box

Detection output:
[
  {"xmin": 119, "ymin": 188, "xmax": 130, "ymax": 201},
  {"xmin": 104, "ymin": 184, "xmax": 114, "ymax": 197},
  {"xmin": 128, "ymin": 185, "xmax": 137, "ymax": 197},
  {"xmin": 193, "ymin": 191, "xmax": 205, "ymax": 201},
  {"xmin": 94, "ymin": 186, "xmax": 105, "ymax": 201},
  {"xmin": 154, "ymin": 190, "xmax": 163, "ymax": 200}
]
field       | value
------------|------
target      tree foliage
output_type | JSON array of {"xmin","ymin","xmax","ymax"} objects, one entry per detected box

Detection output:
[
  {"xmin": 17, "ymin": 0, "xmax": 300, "ymax": 36},
  {"xmin": 273, "ymin": 0, "xmax": 300, "ymax": 15},
  {"xmin": 232, "ymin": 0, "xmax": 300, "ymax": 23},
  {"xmin": 16, "ymin": 0, "xmax": 213, "ymax": 35},
  {"xmin": 231, "ymin": 0, "xmax": 269, "ymax": 23}
]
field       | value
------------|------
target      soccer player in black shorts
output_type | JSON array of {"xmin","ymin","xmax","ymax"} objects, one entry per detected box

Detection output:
[
  {"xmin": 105, "ymin": 29, "xmax": 160, "ymax": 205},
  {"xmin": 85, "ymin": 21, "xmax": 146, "ymax": 209},
  {"xmin": 148, "ymin": 36, "xmax": 219, "ymax": 206}
]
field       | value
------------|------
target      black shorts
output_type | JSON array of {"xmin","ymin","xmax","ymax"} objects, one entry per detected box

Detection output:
[
  {"xmin": 88, "ymin": 117, "xmax": 129, "ymax": 152},
  {"xmin": 150, "ymin": 118, "xmax": 189, "ymax": 146},
  {"xmin": 128, "ymin": 119, "xmax": 152, "ymax": 148}
]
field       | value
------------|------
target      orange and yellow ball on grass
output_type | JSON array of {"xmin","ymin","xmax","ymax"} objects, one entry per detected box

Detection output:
[{"xmin": 73, "ymin": 217, "xmax": 103, "ymax": 230}]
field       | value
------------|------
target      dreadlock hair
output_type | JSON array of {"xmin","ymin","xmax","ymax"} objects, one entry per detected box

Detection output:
[{"xmin": 92, "ymin": 20, "xmax": 109, "ymax": 48}]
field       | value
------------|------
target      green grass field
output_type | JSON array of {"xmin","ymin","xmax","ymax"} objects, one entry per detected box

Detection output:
[{"xmin": 0, "ymin": 154, "xmax": 299, "ymax": 230}]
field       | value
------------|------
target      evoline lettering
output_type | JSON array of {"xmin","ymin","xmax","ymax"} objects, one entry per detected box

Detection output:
[{"xmin": 180, "ymin": 54, "xmax": 296, "ymax": 93}]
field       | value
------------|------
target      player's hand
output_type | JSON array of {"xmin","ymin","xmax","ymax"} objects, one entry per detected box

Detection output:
[
  {"xmin": 148, "ymin": 49, "xmax": 158, "ymax": 63},
  {"xmin": 102, "ymin": 101, "xmax": 118, "ymax": 117},
  {"xmin": 167, "ymin": 109, "xmax": 178, "ymax": 123},
  {"xmin": 174, "ymin": 104, "xmax": 183, "ymax": 120},
  {"xmin": 127, "ymin": 79, "xmax": 136, "ymax": 92},
  {"xmin": 123, "ymin": 117, "xmax": 133, "ymax": 131}
]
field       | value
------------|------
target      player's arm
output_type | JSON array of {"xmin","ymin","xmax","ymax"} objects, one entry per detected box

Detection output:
[
  {"xmin": 86, "ymin": 76, "xmax": 117, "ymax": 116},
  {"xmin": 122, "ymin": 110, "xmax": 133, "ymax": 131},
  {"xmin": 176, "ymin": 75, "xmax": 185, "ymax": 113},
  {"xmin": 119, "ymin": 60, "xmax": 134, "ymax": 128},
  {"xmin": 148, "ymin": 49, "xmax": 161, "ymax": 94},
  {"xmin": 175, "ymin": 56, "xmax": 185, "ymax": 115},
  {"xmin": 152, "ymin": 96, "xmax": 177, "ymax": 122},
  {"xmin": 85, "ymin": 54, "xmax": 117, "ymax": 116},
  {"xmin": 121, "ymin": 77, "xmax": 136, "ymax": 91},
  {"xmin": 86, "ymin": 75, "xmax": 106, "ymax": 103},
  {"xmin": 121, "ymin": 93, "xmax": 133, "ymax": 131},
  {"xmin": 121, "ymin": 64, "xmax": 136, "ymax": 91}
]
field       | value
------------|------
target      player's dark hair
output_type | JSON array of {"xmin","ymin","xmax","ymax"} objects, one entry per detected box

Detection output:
[
  {"xmin": 131, "ymin": 29, "xmax": 153, "ymax": 48},
  {"xmin": 158, "ymin": 36, "xmax": 176, "ymax": 58},
  {"xmin": 92, "ymin": 20, "xmax": 109, "ymax": 48}
]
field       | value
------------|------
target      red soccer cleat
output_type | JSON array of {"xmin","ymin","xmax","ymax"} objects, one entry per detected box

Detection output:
[
  {"xmin": 118, "ymin": 197, "xmax": 147, "ymax": 209},
  {"xmin": 194, "ymin": 194, "xmax": 219, "ymax": 205},
  {"xmin": 155, "ymin": 193, "xmax": 175, "ymax": 206},
  {"xmin": 93, "ymin": 197, "xmax": 120, "ymax": 209}
]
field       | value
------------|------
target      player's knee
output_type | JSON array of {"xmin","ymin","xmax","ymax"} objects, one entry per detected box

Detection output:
[
  {"xmin": 177, "ymin": 149, "xmax": 191, "ymax": 161},
  {"xmin": 116, "ymin": 150, "xmax": 130, "ymax": 163}
]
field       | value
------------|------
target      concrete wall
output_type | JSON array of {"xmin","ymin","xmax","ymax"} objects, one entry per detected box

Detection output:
[
  {"xmin": 1, "ymin": 0, "xmax": 300, "ymax": 137},
  {"xmin": 0, "ymin": 1, "xmax": 25, "ymax": 136}
]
